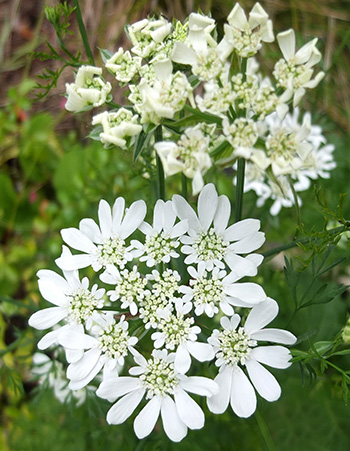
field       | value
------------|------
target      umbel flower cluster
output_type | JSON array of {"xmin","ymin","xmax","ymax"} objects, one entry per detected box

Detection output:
[
  {"xmin": 29, "ymin": 184, "xmax": 296, "ymax": 442},
  {"xmin": 64, "ymin": 3, "xmax": 335, "ymax": 213}
]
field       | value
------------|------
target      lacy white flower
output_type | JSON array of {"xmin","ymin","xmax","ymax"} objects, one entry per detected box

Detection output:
[
  {"xmin": 65, "ymin": 66, "xmax": 112, "ymax": 112},
  {"xmin": 218, "ymin": 3, "xmax": 274, "ymax": 59},
  {"xmin": 155, "ymin": 125, "xmax": 212, "ymax": 195},
  {"xmin": 96, "ymin": 349, "xmax": 218, "ymax": 442},
  {"xmin": 207, "ymin": 298, "xmax": 296, "ymax": 418},
  {"xmin": 223, "ymin": 117, "xmax": 259, "ymax": 159},
  {"xmin": 136, "ymin": 199, "xmax": 188, "ymax": 267},
  {"xmin": 151, "ymin": 299, "xmax": 215, "ymax": 373},
  {"xmin": 92, "ymin": 109, "xmax": 142, "ymax": 148},
  {"xmin": 101, "ymin": 265, "xmax": 148, "ymax": 316},
  {"xmin": 58, "ymin": 313, "xmax": 138, "ymax": 389},
  {"xmin": 127, "ymin": 17, "xmax": 172, "ymax": 58},
  {"xmin": 131, "ymin": 59, "xmax": 192, "ymax": 124},
  {"xmin": 274, "ymin": 29, "xmax": 325, "ymax": 106},
  {"xmin": 56, "ymin": 197, "xmax": 146, "ymax": 273},
  {"xmin": 139, "ymin": 269, "xmax": 181, "ymax": 328},
  {"xmin": 32, "ymin": 353, "xmax": 91, "ymax": 406},
  {"xmin": 105, "ymin": 48, "xmax": 142, "ymax": 83},
  {"xmin": 29, "ymin": 251, "xmax": 105, "ymax": 348},
  {"xmin": 173, "ymin": 183, "xmax": 265, "ymax": 272},
  {"xmin": 180, "ymin": 261, "xmax": 266, "ymax": 318}
]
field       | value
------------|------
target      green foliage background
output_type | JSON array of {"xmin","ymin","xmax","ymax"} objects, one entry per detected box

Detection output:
[{"xmin": 0, "ymin": 1, "xmax": 350, "ymax": 450}]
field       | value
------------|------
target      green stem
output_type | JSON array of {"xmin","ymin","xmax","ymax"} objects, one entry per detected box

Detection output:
[
  {"xmin": 72, "ymin": 0, "xmax": 95, "ymax": 65},
  {"xmin": 181, "ymin": 173, "xmax": 188, "ymax": 200},
  {"xmin": 255, "ymin": 409, "xmax": 276, "ymax": 451},
  {"xmin": 288, "ymin": 176, "xmax": 301, "ymax": 232},
  {"xmin": 241, "ymin": 57, "xmax": 247, "ymax": 82},
  {"xmin": 235, "ymin": 158, "xmax": 245, "ymax": 222},
  {"xmin": 155, "ymin": 126, "xmax": 165, "ymax": 200},
  {"xmin": 262, "ymin": 225, "xmax": 346, "ymax": 259}
]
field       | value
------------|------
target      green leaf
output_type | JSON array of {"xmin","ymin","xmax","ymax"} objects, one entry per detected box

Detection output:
[
  {"xmin": 183, "ymin": 105, "xmax": 222, "ymax": 125},
  {"xmin": 99, "ymin": 48, "xmax": 114, "ymax": 64},
  {"xmin": 133, "ymin": 127, "xmax": 155, "ymax": 163}
]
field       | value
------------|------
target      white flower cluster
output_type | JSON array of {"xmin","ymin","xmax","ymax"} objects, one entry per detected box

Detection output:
[
  {"xmin": 63, "ymin": 3, "xmax": 333, "ymax": 212},
  {"xmin": 29, "ymin": 184, "xmax": 296, "ymax": 442}
]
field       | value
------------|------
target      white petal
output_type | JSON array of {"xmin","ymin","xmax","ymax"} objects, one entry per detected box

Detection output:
[
  {"xmin": 198, "ymin": 184, "xmax": 218, "ymax": 231},
  {"xmin": 174, "ymin": 344, "xmax": 191, "ymax": 374},
  {"xmin": 67, "ymin": 347, "xmax": 101, "ymax": 380},
  {"xmin": 277, "ymin": 29, "xmax": 295, "ymax": 61},
  {"xmin": 224, "ymin": 283, "xmax": 266, "ymax": 305},
  {"xmin": 37, "ymin": 270, "xmax": 70, "ymax": 293},
  {"xmin": 134, "ymin": 396, "xmax": 161, "ymax": 439},
  {"xmin": 119, "ymin": 200, "xmax": 147, "ymax": 239},
  {"xmin": 68, "ymin": 359, "xmax": 104, "ymax": 389},
  {"xmin": 207, "ymin": 366, "xmax": 232, "ymax": 414},
  {"xmin": 106, "ymin": 389, "xmax": 145, "ymax": 424},
  {"xmin": 180, "ymin": 376, "xmax": 219, "ymax": 397},
  {"xmin": 186, "ymin": 341, "xmax": 215, "ymax": 362},
  {"xmin": 37, "ymin": 278, "xmax": 67, "ymax": 306},
  {"xmin": 28, "ymin": 307, "xmax": 67, "ymax": 330},
  {"xmin": 229, "ymin": 232, "xmax": 265, "ymax": 253},
  {"xmin": 223, "ymin": 218, "xmax": 260, "ymax": 241},
  {"xmin": 61, "ymin": 228, "xmax": 94, "ymax": 253},
  {"xmin": 98, "ymin": 200, "xmax": 113, "ymax": 238},
  {"xmin": 97, "ymin": 377, "xmax": 141, "ymax": 402},
  {"xmin": 251, "ymin": 328, "xmax": 296, "ymax": 345},
  {"xmin": 161, "ymin": 395, "xmax": 188, "ymax": 442},
  {"xmin": 244, "ymin": 298, "xmax": 279, "ymax": 334},
  {"xmin": 79, "ymin": 218, "xmax": 101, "ymax": 243},
  {"xmin": 250, "ymin": 346, "xmax": 293, "ymax": 369},
  {"xmin": 37, "ymin": 329, "xmax": 60, "ymax": 349},
  {"xmin": 230, "ymin": 367, "xmax": 257, "ymax": 418},
  {"xmin": 245, "ymin": 359, "xmax": 281, "ymax": 401},
  {"xmin": 214, "ymin": 195, "xmax": 231, "ymax": 234},
  {"xmin": 66, "ymin": 348, "xmax": 84, "ymax": 363},
  {"xmin": 112, "ymin": 197, "xmax": 126, "ymax": 232},
  {"xmin": 174, "ymin": 387, "xmax": 204, "ymax": 429},
  {"xmin": 58, "ymin": 330, "xmax": 97, "ymax": 349},
  {"xmin": 172, "ymin": 195, "xmax": 200, "ymax": 232},
  {"xmin": 55, "ymin": 254, "xmax": 93, "ymax": 271},
  {"xmin": 225, "ymin": 254, "xmax": 259, "ymax": 279}
]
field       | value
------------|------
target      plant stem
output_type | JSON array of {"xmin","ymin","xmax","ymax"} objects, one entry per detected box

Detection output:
[
  {"xmin": 155, "ymin": 126, "xmax": 165, "ymax": 200},
  {"xmin": 181, "ymin": 173, "xmax": 188, "ymax": 200},
  {"xmin": 262, "ymin": 225, "xmax": 346, "ymax": 259},
  {"xmin": 255, "ymin": 409, "xmax": 276, "ymax": 451},
  {"xmin": 235, "ymin": 158, "xmax": 245, "ymax": 222},
  {"xmin": 288, "ymin": 176, "xmax": 301, "ymax": 233},
  {"xmin": 72, "ymin": 0, "xmax": 95, "ymax": 65}
]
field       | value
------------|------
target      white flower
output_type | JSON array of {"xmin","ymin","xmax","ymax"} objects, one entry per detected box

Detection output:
[
  {"xmin": 151, "ymin": 299, "xmax": 215, "ymax": 373},
  {"xmin": 96, "ymin": 349, "xmax": 218, "ymax": 442},
  {"xmin": 172, "ymin": 183, "xmax": 265, "ymax": 273},
  {"xmin": 155, "ymin": 125, "xmax": 212, "ymax": 195},
  {"xmin": 127, "ymin": 18, "xmax": 172, "ymax": 58},
  {"xmin": 29, "ymin": 249, "xmax": 105, "ymax": 348},
  {"xmin": 132, "ymin": 59, "xmax": 192, "ymax": 124},
  {"xmin": 139, "ymin": 269, "xmax": 181, "ymax": 328},
  {"xmin": 55, "ymin": 197, "xmax": 146, "ymax": 273},
  {"xmin": 218, "ymin": 3, "xmax": 274, "ymax": 59},
  {"xmin": 207, "ymin": 298, "xmax": 296, "ymax": 418},
  {"xmin": 180, "ymin": 261, "xmax": 266, "ymax": 318},
  {"xmin": 58, "ymin": 313, "xmax": 138, "ymax": 390},
  {"xmin": 274, "ymin": 29, "xmax": 325, "ymax": 106},
  {"xmin": 101, "ymin": 265, "xmax": 148, "ymax": 316},
  {"xmin": 65, "ymin": 66, "xmax": 111, "ymax": 112},
  {"xmin": 105, "ymin": 48, "xmax": 142, "ymax": 83},
  {"xmin": 92, "ymin": 109, "xmax": 142, "ymax": 148},
  {"xmin": 223, "ymin": 117, "xmax": 259, "ymax": 159},
  {"xmin": 136, "ymin": 199, "xmax": 188, "ymax": 267}
]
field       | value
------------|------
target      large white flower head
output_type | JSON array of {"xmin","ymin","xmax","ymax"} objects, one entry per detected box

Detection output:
[
  {"xmin": 96, "ymin": 349, "xmax": 218, "ymax": 442},
  {"xmin": 180, "ymin": 261, "xmax": 267, "ymax": 318},
  {"xmin": 105, "ymin": 48, "xmax": 142, "ymax": 83},
  {"xmin": 126, "ymin": 17, "xmax": 173, "ymax": 58},
  {"xmin": 207, "ymin": 298, "xmax": 296, "ymax": 418},
  {"xmin": 173, "ymin": 183, "xmax": 265, "ymax": 273},
  {"xmin": 136, "ymin": 199, "xmax": 188, "ymax": 267},
  {"xmin": 219, "ymin": 2, "xmax": 274, "ymax": 59},
  {"xmin": 65, "ymin": 66, "xmax": 112, "ymax": 112},
  {"xmin": 155, "ymin": 125, "xmax": 213, "ymax": 195},
  {"xmin": 151, "ymin": 299, "xmax": 215, "ymax": 373},
  {"xmin": 92, "ymin": 109, "xmax": 142, "ymax": 148},
  {"xmin": 55, "ymin": 197, "xmax": 146, "ymax": 273},
  {"xmin": 58, "ymin": 313, "xmax": 138, "ymax": 389},
  {"xmin": 132, "ymin": 59, "xmax": 192, "ymax": 124},
  {"xmin": 223, "ymin": 117, "xmax": 259, "ymax": 159},
  {"xmin": 274, "ymin": 29, "xmax": 325, "ymax": 106},
  {"xmin": 29, "ymin": 247, "xmax": 105, "ymax": 349}
]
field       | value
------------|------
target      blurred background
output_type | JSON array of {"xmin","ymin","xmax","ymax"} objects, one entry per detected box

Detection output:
[{"xmin": 0, "ymin": 1, "xmax": 350, "ymax": 450}]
